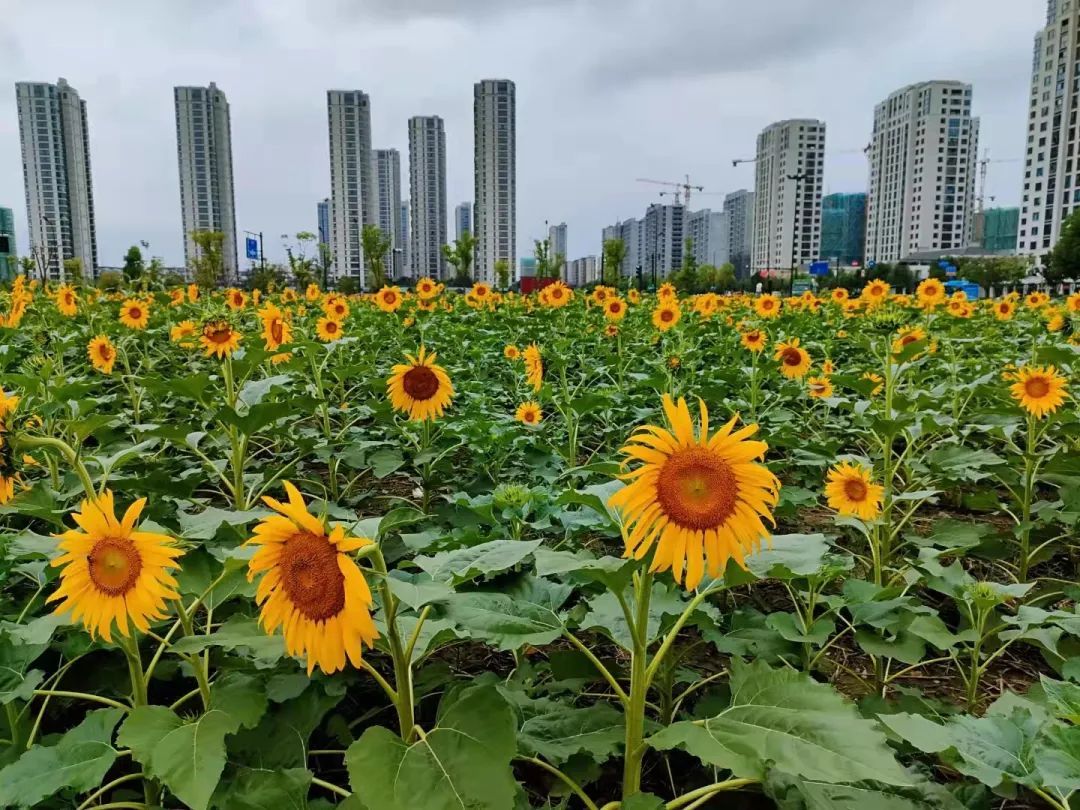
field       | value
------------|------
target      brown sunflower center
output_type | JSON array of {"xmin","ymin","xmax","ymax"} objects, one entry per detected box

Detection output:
[
  {"xmin": 655, "ymin": 447, "xmax": 739, "ymax": 530},
  {"xmin": 205, "ymin": 325, "xmax": 233, "ymax": 344},
  {"xmin": 1025, "ymin": 376, "xmax": 1051, "ymax": 398},
  {"xmin": 270, "ymin": 320, "xmax": 284, "ymax": 343},
  {"xmin": 610, "ymin": 303, "xmax": 622, "ymax": 314},
  {"xmin": 279, "ymin": 532, "xmax": 344, "ymax": 621},
  {"xmin": 128, "ymin": 307, "xmax": 143, "ymax": 320},
  {"xmin": 781, "ymin": 348, "xmax": 802, "ymax": 366},
  {"xmin": 383, "ymin": 293, "xmax": 397, "ymax": 305},
  {"xmin": 661, "ymin": 310, "xmax": 675, "ymax": 322},
  {"xmin": 402, "ymin": 366, "xmax": 440, "ymax": 401},
  {"xmin": 88, "ymin": 537, "xmax": 142, "ymax": 596},
  {"xmin": 900, "ymin": 334, "xmax": 918, "ymax": 346},
  {"xmin": 843, "ymin": 478, "xmax": 868, "ymax": 503}
]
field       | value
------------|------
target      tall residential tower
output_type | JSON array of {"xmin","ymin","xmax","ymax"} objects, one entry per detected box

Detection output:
[
  {"xmin": 327, "ymin": 89, "xmax": 375, "ymax": 284},
  {"xmin": 408, "ymin": 116, "xmax": 448, "ymax": 280},
  {"xmin": 723, "ymin": 190, "xmax": 755, "ymax": 278},
  {"xmin": 15, "ymin": 78, "xmax": 97, "ymax": 280},
  {"xmin": 473, "ymin": 79, "xmax": 516, "ymax": 283},
  {"xmin": 374, "ymin": 148, "xmax": 403, "ymax": 277},
  {"xmin": 455, "ymin": 202, "xmax": 472, "ymax": 241}
]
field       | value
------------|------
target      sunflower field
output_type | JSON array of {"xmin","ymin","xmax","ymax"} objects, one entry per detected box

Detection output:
[{"xmin": 0, "ymin": 274, "xmax": 1079, "ymax": 810}]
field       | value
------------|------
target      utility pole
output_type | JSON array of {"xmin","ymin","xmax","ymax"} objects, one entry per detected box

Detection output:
[{"xmin": 786, "ymin": 172, "xmax": 807, "ymax": 297}]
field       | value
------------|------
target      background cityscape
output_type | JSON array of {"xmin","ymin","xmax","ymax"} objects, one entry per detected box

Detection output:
[{"xmin": 0, "ymin": 1, "xmax": 1055, "ymax": 286}]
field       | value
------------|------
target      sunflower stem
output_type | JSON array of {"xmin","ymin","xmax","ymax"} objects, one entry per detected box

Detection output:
[
  {"xmin": 371, "ymin": 548, "xmax": 415, "ymax": 742},
  {"xmin": 12, "ymin": 434, "xmax": 96, "ymax": 501},
  {"xmin": 1018, "ymin": 413, "xmax": 1037, "ymax": 582},
  {"xmin": 622, "ymin": 570, "xmax": 653, "ymax": 800},
  {"xmin": 221, "ymin": 355, "xmax": 247, "ymax": 509}
]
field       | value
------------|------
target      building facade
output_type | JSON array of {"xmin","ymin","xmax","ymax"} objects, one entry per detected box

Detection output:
[
  {"xmin": 686, "ymin": 209, "xmax": 730, "ymax": 267},
  {"xmin": 408, "ymin": 116, "xmax": 448, "ymax": 280},
  {"xmin": 373, "ymin": 149, "xmax": 403, "ymax": 278},
  {"xmin": 548, "ymin": 221, "xmax": 567, "ymax": 260},
  {"xmin": 399, "ymin": 201, "xmax": 410, "ymax": 274},
  {"xmin": 642, "ymin": 203, "xmax": 685, "ymax": 282},
  {"xmin": 327, "ymin": 89, "xmax": 375, "ymax": 284},
  {"xmin": 723, "ymin": 190, "xmax": 755, "ymax": 278},
  {"xmin": 1018, "ymin": 1, "xmax": 1080, "ymax": 258},
  {"xmin": 15, "ymin": 78, "xmax": 97, "ymax": 281},
  {"xmin": 565, "ymin": 256, "xmax": 598, "ymax": 287},
  {"xmin": 174, "ymin": 83, "xmax": 238, "ymax": 281},
  {"xmin": 317, "ymin": 198, "xmax": 330, "ymax": 248},
  {"xmin": 752, "ymin": 119, "xmax": 825, "ymax": 276},
  {"xmin": 454, "ymin": 202, "xmax": 472, "ymax": 241},
  {"xmin": 865, "ymin": 81, "xmax": 979, "ymax": 264},
  {"xmin": 0, "ymin": 207, "xmax": 15, "ymax": 280},
  {"xmin": 983, "ymin": 207, "xmax": 1020, "ymax": 252},
  {"xmin": 474, "ymin": 79, "xmax": 516, "ymax": 283},
  {"xmin": 820, "ymin": 192, "xmax": 867, "ymax": 266}
]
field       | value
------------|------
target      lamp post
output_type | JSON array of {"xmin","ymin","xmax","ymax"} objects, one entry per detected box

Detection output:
[{"xmin": 786, "ymin": 172, "xmax": 808, "ymax": 297}]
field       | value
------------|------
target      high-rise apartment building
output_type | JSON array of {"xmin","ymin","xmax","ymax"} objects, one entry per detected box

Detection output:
[
  {"xmin": 374, "ymin": 149, "xmax": 402, "ymax": 266},
  {"xmin": 327, "ymin": 89, "xmax": 375, "ymax": 284},
  {"xmin": 408, "ymin": 116, "xmax": 448, "ymax": 280},
  {"xmin": 751, "ymin": 119, "xmax": 825, "ymax": 276},
  {"xmin": 15, "ymin": 78, "xmax": 97, "ymax": 280},
  {"xmin": 602, "ymin": 218, "xmax": 644, "ymax": 280},
  {"xmin": 723, "ymin": 190, "xmax": 755, "ymax": 278},
  {"xmin": 643, "ymin": 203, "xmax": 685, "ymax": 282},
  {"xmin": 317, "ymin": 198, "xmax": 330, "ymax": 248},
  {"xmin": 865, "ymin": 81, "xmax": 978, "ymax": 263},
  {"xmin": 0, "ymin": 207, "xmax": 15, "ymax": 280},
  {"xmin": 821, "ymin": 192, "xmax": 867, "ymax": 266},
  {"xmin": 474, "ymin": 79, "xmax": 516, "ymax": 283},
  {"xmin": 1018, "ymin": 1, "xmax": 1080, "ymax": 257},
  {"xmin": 455, "ymin": 202, "xmax": 472, "ymax": 241},
  {"xmin": 399, "ymin": 201, "xmax": 410, "ymax": 273},
  {"xmin": 548, "ymin": 221, "xmax": 567, "ymax": 260},
  {"xmin": 175, "ymin": 83, "xmax": 238, "ymax": 281},
  {"xmin": 565, "ymin": 256, "xmax": 599, "ymax": 287},
  {"xmin": 686, "ymin": 209, "xmax": 730, "ymax": 267}
]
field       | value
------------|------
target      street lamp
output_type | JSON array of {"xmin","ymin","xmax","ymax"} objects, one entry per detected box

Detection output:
[{"xmin": 786, "ymin": 172, "xmax": 808, "ymax": 297}]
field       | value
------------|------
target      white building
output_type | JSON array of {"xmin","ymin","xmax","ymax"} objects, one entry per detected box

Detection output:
[
  {"xmin": 16, "ymin": 78, "xmax": 98, "ymax": 280},
  {"xmin": 865, "ymin": 81, "xmax": 979, "ymax": 264},
  {"xmin": 643, "ymin": 203, "xmax": 686, "ymax": 282},
  {"xmin": 565, "ymin": 256, "xmax": 599, "ymax": 287},
  {"xmin": 548, "ymin": 221, "xmax": 567, "ymax": 259},
  {"xmin": 723, "ymin": 190, "xmax": 755, "ymax": 278},
  {"xmin": 602, "ymin": 217, "xmax": 644, "ymax": 280},
  {"xmin": 751, "ymin": 119, "xmax": 825, "ymax": 275},
  {"xmin": 174, "ymin": 83, "xmax": 238, "ymax": 282},
  {"xmin": 474, "ymin": 79, "xmax": 516, "ymax": 283},
  {"xmin": 408, "ymin": 116, "xmax": 448, "ymax": 280},
  {"xmin": 1018, "ymin": 0, "xmax": 1080, "ymax": 258},
  {"xmin": 327, "ymin": 89, "xmax": 375, "ymax": 284},
  {"xmin": 454, "ymin": 202, "xmax": 472, "ymax": 241},
  {"xmin": 373, "ymin": 148, "xmax": 402, "ymax": 277},
  {"xmin": 399, "ymin": 201, "xmax": 410, "ymax": 274},
  {"xmin": 686, "ymin": 209, "xmax": 730, "ymax": 267}
]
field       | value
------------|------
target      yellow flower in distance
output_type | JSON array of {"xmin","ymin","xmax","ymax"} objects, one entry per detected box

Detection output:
[
  {"xmin": 807, "ymin": 376, "xmax": 833, "ymax": 399},
  {"xmin": 523, "ymin": 344, "xmax": 543, "ymax": 392},
  {"xmin": 323, "ymin": 295, "xmax": 350, "ymax": 321},
  {"xmin": 515, "ymin": 401, "xmax": 542, "ymax": 425},
  {"xmin": 226, "ymin": 288, "xmax": 247, "ymax": 310},
  {"xmin": 119, "ymin": 299, "xmax": 150, "ymax": 330},
  {"xmin": 260, "ymin": 304, "xmax": 293, "ymax": 351},
  {"xmin": 754, "ymin": 294, "xmax": 781, "ymax": 319},
  {"xmin": 861, "ymin": 279, "xmax": 891, "ymax": 305},
  {"xmin": 375, "ymin": 286, "xmax": 403, "ymax": 313},
  {"xmin": 1010, "ymin": 365, "xmax": 1068, "ymax": 418},
  {"xmin": 916, "ymin": 277, "xmax": 946, "ymax": 307},
  {"xmin": 891, "ymin": 325, "xmax": 927, "ymax": 356},
  {"xmin": 608, "ymin": 395, "xmax": 780, "ymax": 590},
  {"xmin": 47, "ymin": 491, "xmax": 184, "ymax": 641},
  {"xmin": 993, "ymin": 299, "xmax": 1016, "ymax": 321},
  {"xmin": 504, "ymin": 344, "xmax": 521, "ymax": 361},
  {"xmin": 387, "ymin": 346, "xmax": 454, "ymax": 421},
  {"xmin": 0, "ymin": 388, "xmax": 20, "ymax": 420},
  {"xmin": 604, "ymin": 297, "xmax": 628, "ymax": 322},
  {"xmin": 54, "ymin": 285, "xmax": 78, "ymax": 316},
  {"xmin": 416, "ymin": 277, "xmax": 438, "ymax": 300},
  {"xmin": 740, "ymin": 329, "xmax": 767, "ymax": 353},
  {"xmin": 88, "ymin": 336, "xmax": 117, "ymax": 374},
  {"xmin": 543, "ymin": 281, "xmax": 572, "ymax": 308},
  {"xmin": 824, "ymin": 462, "xmax": 883, "ymax": 520},
  {"xmin": 200, "ymin": 321, "xmax": 242, "ymax": 358},
  {"xmin": 774, "ymin": 338, "xmax": 811, "ymax": 379},
  {"xmin": 652, "ymin": 302, "xmax": 681, "ymax": 331},
  {"xmin": 247, "ymin": 482, "xmax": 377, "ymax": 675},
  {"xmin": 316, "ymin": 317, "xmax": 345, "ymax": 342},
  {"xmin": 170, "ymin": 320, "xmax": 197, "ymax": 344}
]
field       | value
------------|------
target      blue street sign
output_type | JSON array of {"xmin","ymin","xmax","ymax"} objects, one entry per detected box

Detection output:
[
  {"xmin": 245, "ymin": 237, "xmax": 259, "ymax": 260},
  {"xmin": 946, "ymin": 265, "xmax": 957, "ymax": 277},
  {"xmin": 867, "ymin": 259, "xmax": 876, "ymax": 269},
  {"xmin": 809, "ymin": 261, "xmax": 830, "ymax": 276}
]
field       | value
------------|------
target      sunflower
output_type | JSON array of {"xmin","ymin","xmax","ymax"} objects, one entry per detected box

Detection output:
[
  {"xmin": 754, "ymin": 294, "xmax": 781, "ymax": 319},
  {"xmin": 740, "ymin": 329, "xmax": 767, "ymax": 353},
  {"xmin": 1010, "ymin": 365, "xmax": 1068, "ymax": 418},
  {"xmin": 375, "ymin": 286, "xmax": 403, "ymax": 313},
  {"xmin": 916, "ymin": 278, "xmax": 946, "ymax": 307},
  {"xmin": 170, "ymin": 320, "xmax": 197, "ymax": 343},
  {"xmin": 807, "ymin": 376, "xmax": 833, "ymax": 399},
  {"xmin": 543, "ymin": 281, "xmax": 572, "ymax": 309},
  {"xmin": 200, "ymin": 320, "xmax": 242, "ymax": 358},
  {"xmin": 627, "ymin": 289, "xmax": 641, "ymax": 305},
  {"xmin": 169, "ymin": 288, "xmax": 185, "ymax": 307},
  {"xmin": 523, "ymin": 344, "xmax": 543, "ymax": 391},
  {"xmin": 822, "ymin": 359, "xmax": 835, "ymax": 375},
  {"xmin": 604, "ymin": 324, "xmax": 619, "ymax": 337},
  {"xmin": 1066, "ymin": 292, "xmax": 1080, "ymax": 313},
  {"xmin": 993, "ymin": 299, "xmax": 1016, "ymax": 321},
  {"xmin": 226, "ymin": 288, "xmax": 247, "ymax": 310},
  {"xmin": 1025, "ymin": 291, "xmax": 1049, "ymax": 309},
  {"xmin": 605, "ymin": 297, "xmax": 628, "ymax": 322},
  {"xmin": 652, "ymin": 302, "xmax": 682, "ymax": 331},
  {"xmin": 830, "ymin": 288, "xmax": 849, "ymax": 303},
  {"xmin": 323, "ymin": 295, "xmax": 349, "ymax": 321},
  {"xmin": 416, "ymin": 277, "xmax": 438, "ymax": 300},
  {"xmin": 260, "ymin": 304, "xmax": 293, "ymax": 351},
  {"xmin": 892, "ymin": 325, "xmax": 927, "ymax": 356},
  {"xmin": 591, "ymin": 286, "xmax": 613, "ymax": 305},
  {"xmin": 608, "ymin": 395, "xmax": 780, "ymax": 590},
  {"xmin": 416, "ymin": 299, "xmax": 437, "ymax": 313},
  {"xmin": 282, "ymin": 288, "xmax": 298, "ymax": 303},
  {"xmin": 774, "ymin": 338, "xmax": 811, "ymax": 379},
  {"xmin": 861, "ymin": 279, "xmax": 891, "ymax": 305},
  {"xmin": 1045, "ymin": 308, "xmax": 1065, "ymax": 332},
  {"xmin": 187, "ymin": 283, "xmax": 199, "ymax": 303},
  {"xmin": 54, "ymin": 285, "xmax": 78, "ymax": 317},
  {"xmin": 471, "ymin": 281, "xmax": 492, "ymax": 301},
  {"xmin": 246, "ymin": 482, "xmax": 377, "ymax": 675},
  {"xmin": 946, "ymin": 299, "xmax": 972, "ymax": 318},
  {"xmin": 515, "ymin": 401, "xmax": 542, "ymax": 425},
  {"xmin": 387, "ymin": 346, "xmax": 454, "ymax": 421},
  {"xmin": 504, "ymin": 344, "xmax": 521, "ymax": 361},
  {"xmin": 657, "ymin": 282, "xmax": 677, "ymax": 301},
  {"xmin": 47, "ymin": 491, "xmax": 184, "ymax": 641},
  {"xmin": 252, "ymin": 289, "xmax": 262, "ymax": 307},
  {"xmin": 316, "ymin": 316, "xmax": 344, "ymax": 342},
  {"xmin": 119, "ymin": 299, "xmax": 150, "ymax": 330},
  {"xmin": 824, "ymin": 462, "xmax": 883, "ymax": 520},
  {"xmin": 861, "ymin": 372, "xmax": 884, "ymax": 395},
  {"xmin": 88, "ymin": 336, "xmax": 116, "ymax": 374},
  {"xmin": 305, "ymin": 283, "xmax": 321, "ymax": 302},
  {"xmin": 0, "ymin": 388, "xmax": 20, "ymax": 420}
]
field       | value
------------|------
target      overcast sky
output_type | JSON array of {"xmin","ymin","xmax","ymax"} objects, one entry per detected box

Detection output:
[{"xmin": 0, "ymin": 0, "xmax": 1044, "ymax": 268}]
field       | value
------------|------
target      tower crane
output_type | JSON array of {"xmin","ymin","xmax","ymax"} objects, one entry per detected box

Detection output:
[
  {"xmin": 635, "ymin": 175, "xmax": 704, "ymax": 207},
  {"xmin": 731, "ymin": 146, "xmax": 870, "ymax": 168}
]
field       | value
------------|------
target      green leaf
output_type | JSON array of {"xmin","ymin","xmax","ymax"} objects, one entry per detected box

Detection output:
[
  {"xmin": 855, "ymin": 630, "xmax": 927, "ymax": 665},
  {"xmin": 238, "ymin": 373, "xmax": 293, "ymax": 406},
  {"xmin": 533, "ymin": 547, "xmax": 635, "ymax": 586},
  {"xmin": 442, "ymin": 592, "xmax": 563, "ymax": 650},
  {"xmin": 169, "ymin": 615, "xmax": 286, "ymax": 667},
  {"xmin": 767, "ymin": 612, "xmax": 835, "ymax": 645},
  {"xmin": 765, "ymin": 771, "xmax": 967, "ymax": 809},
  {"xmin": 748, "ymin": 534, "xmax": 846, "ymax": 579},
  {"xmin": 1033, "ymin": 723, "xmax": 1080, "ymax": 792},
  {"xmin": 118, "ymin": 706, "xmax": 239, "ymax": 810},
  {"xmin": 346, "ymin": 684, "xmax": 517, "ymax": 810},
  {"xmin": 581, "ymin": 582, "xmax": 689, "ymax": 651},
  {"xmin": 176, "ymin": 504, "xmax": 269, "ymax": 540},
  {"xmin": 370, "ymin": 447, "xmax": 406, "ymax": 478},
  {"xmin": 906, "ymin": 615, "xmax": 970, "ymax": 650},
  {"xmin": 215, "ymin": 766, "xmax": 313, "ymax": 810},
  {"xmin": 0, "ymin": 634, "xmax": 46, "ymax": 705},
  {"xmin": 414, "ymin": 539, "xmax": 542, "ymax": 582},
  {"xmin": 518, "ymin": 703, "xmax": 625, "ymax": 764},
  {"xmin": 386, "ymin": 571, "xmax": 455, "ymax": 609},
  {"xmin": 1040, "ymin": 676, "xmax": 1080, "ymax": 723},
  {"xmin": 650, "ymin": 659, "xmax": 912, "ymax": 785},
  {"xmin": 0, "ymin": 708, "xmax": 123, "ymax": 809},
  {"xmin": 621, "ymin": 793, "xmax": 665, "ymax": 810},
  {"xmin": 210, "ymin": 672, "xmax": 269, "ymax": 729},
  {"xmin": 231, "ymin": 686, "xmax": 344, "ymax": 769}
]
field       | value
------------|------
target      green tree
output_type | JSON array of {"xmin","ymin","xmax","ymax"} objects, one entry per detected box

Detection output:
[
  {"xmin": 18, "ymin": 256, "xmax": 35, "ymax": 279},
  {"xmin": 957, "ymin": 256, "xmax": 1028, "ymax": 289},
  {"xmin": 191, "ymin": 230, "xmax": 226, "ymax": 288},
  {"xmin": 442, "ymin": 231, "xmax": 476, "ymax": 284},
  {"xmin": 672, "ymin": 238, "xmax": 698, "ymax": 293},
  {"xmin": 62, "ymin": 257, "xmax": 84, "ymax": 285},
  {"xmin": 283, "ymin": 232, "xmax": 320, "ymax": 289},
  {"xmin": 533, "ymin": 238, "xmax": 563, "ymax": 280},
  {"xmin": 494, "ymin": 258, "xmax": 510, "ymax": 290},
  {"xmin": 97, "ymin": 270, "xmax": 123, "ymax": 291},
  {"xmin": 361, "ymin": 225, "xmax": 391, "ymax": 290},
  {"xmin": 717, "ymin": 262, "xmax": 736, "ymax": 290},
  {"xmin": 336, "ymin": 276, "xmax": 360, "ymax": 295},
  {"xmin": 249, "ymin": 262, "xmax": 285, "ymax": 292},
  {"xmin": 1046, "ymin": 208, "xmax": 1080, "ymax": 283},
  {"xmin": 122, "ymin": 246, "xmax": 145, "ymax": 282},
  {"xmin": 602, "ymin": 238, "xmax": 627, "ymax": 286}
]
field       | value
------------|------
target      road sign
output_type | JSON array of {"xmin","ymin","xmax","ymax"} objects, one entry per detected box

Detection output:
[
  {"xmin": 792, "ymin": 279, "xmax": 815, "ymax": 295},
  {"xmin": 809, "ymin": 261, "xmax": 830, "ymax": 276},
  {"xmin": 867, "ymin": 259, "xmax": 877, "ymax": 269},
  {"xmin": 245, "ymin": 237, "xmax": 259, "ymax": 260}
]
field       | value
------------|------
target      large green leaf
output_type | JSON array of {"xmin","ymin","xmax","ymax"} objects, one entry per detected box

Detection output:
[
  {"xmin": 765, "ymin": 771, "xmax": 967, "ymax": 809},
  {"xmin": 414, "ymin": 539, "xmax": 541, "ymax": 582},
  {"xmin": 442, "ymin": 591, "xmax": 563, "ymax": 650},
  {"xmin": 214, "ymin": 766, "xmax": 314, "ymax": 810},
  {"xmin": 0, "ymin": 708, "xmax": 123, "ymax": 809},
  {"xmin": 169, "ymin": 615, "xmax": 286, "ymax": 667},
  {"xmin": 747, "ymin": 533, "xmax": 848, "ymax": 580},
  {"xmin": 650, "ymin": 660, "xmax": 912, "ymax": 785},
  {"xmin": 517, "ymin": 702, "xmax": 625, "ymax": 764},
  {"xmin": 581, "ymin": 581, "xmax": 690, "ymax": 651},
  {"xmin": 346, "ymin": 684, "xmax": 517, "ymax": 810},
  {"xmin": 1033, "ymin": 724, "xmax": 1080, "ymax": 793}
]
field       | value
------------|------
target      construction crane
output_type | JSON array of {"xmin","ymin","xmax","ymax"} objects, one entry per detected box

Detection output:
[
  {"xmin": 636, "ymin": 175, "xmax": 704, "ymax": 207},
  {"xmin": 732, "ymin": 146, "xmax": 869, "ymax": 168},
  {"xmin": 977, "ymin": 154, "xmax": 1022, "ymax": 214}
]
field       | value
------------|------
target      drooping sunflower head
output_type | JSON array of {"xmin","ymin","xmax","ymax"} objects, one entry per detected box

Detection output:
[
  {"xmin": 1045, "ymin": 308, "xmax": 1065, "ymax": 332},
  {"xmin": 807, "ymin": 376, "xmax": 833, "ymax": 399},
  {"xmin": 247, "ymin": 482, "xmax": 377, "ymax": 674},
  {"xmin": 305, "ymin": 283, "xmax": 322, "ymax": 302},
  {"xmin": 316, "ymin": 316, "xmax": 344, "ymax": 342},
  {"xmin": 515, "ymin": 401, "xmax": 542, "ymax": 425},
  {"xmin": 260, "ymin": 304, "xmax": 293, "ymax": 351},
  {"xmin": 740, "ymin": 328, "xmax": 766, "ymax": 353},
  {"xmin": 226, "ymin": 288, "xmax": 247, "ymax": 311},
  {"xmin": 187, "ymin": 283, "xmax": 199, "ymax": 303},
  {"xmin": 862, "ymin": 371, "xmax": 884, "ymax": 396},
  {"xmin": 824, "ymin": 462, "xmax": 883, "ymax": 521},
  {"xmin": 504, "ymin": 344, "xmax": 521, "ymax": 361},
  {"xmin": 608, "ymin": 395, "xmax": 780, "ymax": 590},
  {"xmin": 822, "ymin": 359, "xmax": 835, "ymax": 375},
  {"xmin": 627, "ymin": 289, "xmax": 641, "ymax": 305},
  {"xmin": 200, "ymin": 320, "xmax": 242, "ymax": 358},
  {"xmin": 88, "ymin": 336, "xmax": 116, "ymax": 374},
  {"xmin": 47, "ymin": 491, "xmax": 185, "ymax": 641},
  {"xmin": 773, "ymin": 338, "xmax": 811, "ymax": 379},
  {"xmin": 891, "ymin": 325, "xmax": 927, "ymax": 356},
  {"xmin": 605, "ymin": 298, "xmax": 627, "ymax": 321},
  {"xmin": 652, "ymin": 302, "xmax": 682, "ymax": 332},
  {"xmin": 387, "ymin": 346, "xmax": 455, "ymax": 421},
  {"xmin": 375, "ymin": 286, "xmax": 403, "ymax": 313},
  {"xmin": 169, "ymin": 288, "xmax": 185, "ymax": 307},
  {"xmin": 523, "ymin": 344, "xmax": 543, "ymax": 392},
  {"xmin": 170, "ymin": 320, "xmax": 197, "ymax": 344},
  {"xmin": 1067, "ymin": 292, "xmax": 1080, "ymax": 313},
  {"xmin": 1010, "ymin": 365, "xmax": 1068, "ymax": 418},
  {"xmin": 119, "ymin": 299, "xmax": 150, "ymax": 330},
  {"xmin": 754, "ymin": 294, "xmax": 781, "ymax": 318}
]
